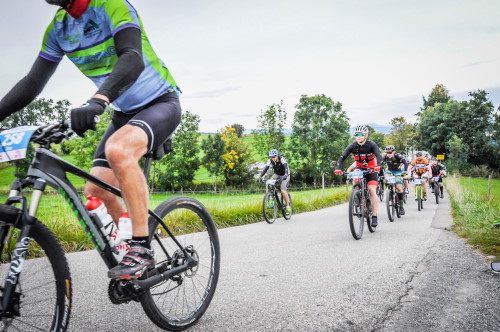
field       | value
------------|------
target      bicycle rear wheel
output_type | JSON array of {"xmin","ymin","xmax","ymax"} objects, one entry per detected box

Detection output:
[
  {"xmin": 348, "ymin": 189, "xmax": 364, "ymax": 240},
  {"xmin": 263, "ymin": 192, "xmax": 278, "ymax": 224},
  {"xmin": 0, "ymin": 204, "xmax": 72, "ymax": 332},
  {"xmin": 386, "ymin": 190, "xmax": 395, "ymax": 222},
  {"xmin": 282, "ymin": 193, "xmax": 293, "ymax": 220},
  {"xmin": 143, "ymin": 196, "xmax": 220, "ymax": 331}
]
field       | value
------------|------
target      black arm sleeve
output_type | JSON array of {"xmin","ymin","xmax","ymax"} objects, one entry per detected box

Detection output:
[
  {"xmin": 372, "ymin": 142, "xmax": 383, "ymax": 166},
  {"xmin": 336, "ymin": 144, "xmax": 353, "ymax": 169},
  {"xmin": 96, "ymin": 27, "xmax": 144, "ymax": 102},
  {"xmin": 0, "ymin": 57, "xmax": 58, "ymax": 122},
  {"xmin": 398, "ymin": 153, "xmax": 409, "ymax": 171},
  {"xmin": 259, "ymin": 165, "xmax": 270, "ymax": 177}
]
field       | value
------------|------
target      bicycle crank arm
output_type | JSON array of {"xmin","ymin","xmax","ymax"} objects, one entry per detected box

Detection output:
[{"xmin": 132, "ymin": 256, "xmax": 197, "ymax": 290}]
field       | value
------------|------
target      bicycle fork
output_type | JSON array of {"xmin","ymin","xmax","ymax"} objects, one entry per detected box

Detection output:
[{"xmin": 0, "ymin": 178, "xmax": 46, "ymax": 316}]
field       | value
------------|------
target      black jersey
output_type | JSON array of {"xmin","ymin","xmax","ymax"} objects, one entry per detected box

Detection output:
[
  {"xmin": 382, "ymin": 153, "xmax": 408, "ymax": 172},
  {"xmin": 336, "ymin": 140, "xmax": 382, "ymax": 169}
]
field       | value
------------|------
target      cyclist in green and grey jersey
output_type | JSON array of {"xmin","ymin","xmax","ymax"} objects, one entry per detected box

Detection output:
[{"xmin": 0, "ymin": 0, "xmax": 182, "ymax": 279}]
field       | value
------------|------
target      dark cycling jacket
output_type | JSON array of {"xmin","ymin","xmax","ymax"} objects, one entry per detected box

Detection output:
[
  {"xmin": 336, "ymin": 140, "xmax": 382, "ymax": 169},
  {"xmin": 430, "ymin": 164, "xmax": 445, "ymax": 176},
  {"xmin": 260, "ymin": 155, "xmax": 289, "ymax": 177},
  {"xmin": 382, "ymin": 153, "xmax": 408, "ymax": 172}
]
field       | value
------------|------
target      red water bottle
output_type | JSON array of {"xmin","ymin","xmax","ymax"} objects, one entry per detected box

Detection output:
[{"xmin": 85, "ymin": 195, "xmax": 118, "ymax": 246}]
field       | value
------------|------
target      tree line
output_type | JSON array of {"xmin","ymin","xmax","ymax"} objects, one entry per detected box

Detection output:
[{"xmin": 2, "ymin": 85, "xmax": 498, "ymax": 189}]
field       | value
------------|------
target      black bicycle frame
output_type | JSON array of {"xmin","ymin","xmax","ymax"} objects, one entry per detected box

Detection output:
[{"xmin": 1, "ymin": 146, "xmax": 190, "ymax": 309}]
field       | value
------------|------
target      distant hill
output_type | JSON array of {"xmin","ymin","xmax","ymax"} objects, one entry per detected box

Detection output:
[{"xmin": 203, "ymin": 124, "xmax": 391, "ymax": 136}]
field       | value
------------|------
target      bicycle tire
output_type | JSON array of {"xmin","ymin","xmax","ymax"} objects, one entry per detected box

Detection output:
[
  {"xmin": 386, "ymin": 190, "xmax": 395, "ymax": 222},
  {"xmin": 395, "ymin": 194, "xmax": 401, "ymax": 219},
  {"xmin": 366, "ymin": 197, "xmax": 376, "ymax": 233},
  {"xmin": 377, "ymin": 183, "xmax": 384, "ymax": 202},
  {"xmin": 348, "ymin": 189, "xmax": 364, "ymax": 240},
  {"xmin": 0, "ymin": 204, "xmax": 72, "ymax": 332},
  {"xmin": 282, "ymin": 193, "xmax": 293, "ymax": 220},
  {"xmin": 416, "ymin": 186, "xmax": 422, "ymax": 211},
  {"xmin": 263, "ymin": 192, "xmax": 277, "ymax": 224},
  {"xmin": 143, "ymin": 196, "xmax": 220, "ymax": 331},
  {"xmin": 434, "ymin": 183, "xmax": 439, "ymax": 204}
]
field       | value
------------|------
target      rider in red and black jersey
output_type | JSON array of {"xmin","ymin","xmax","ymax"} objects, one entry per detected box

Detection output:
[{"xmin": 335, "ymin": 125, "xmax": 383, "ymax": 227}]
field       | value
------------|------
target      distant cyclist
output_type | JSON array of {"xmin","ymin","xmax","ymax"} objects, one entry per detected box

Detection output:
[
  {"xmin": 407, "ymin": 152, "xmax": 431, "ymax": 200},
  {"xmin": 382, "ymin": 145, "xmax": 408, "ymax": 215},
  {"xmin": 259, "ymin": 149, "xmax": 291, "ymax": 212},
  {"xmin": 429, "ymin": 157, "xmax": 446, "ymax": 197},
  {"xmin": 334, "ymin": 125, "xmax": 383, "ymax": 227}
]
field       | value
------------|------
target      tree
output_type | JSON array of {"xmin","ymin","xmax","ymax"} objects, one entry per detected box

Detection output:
[
  {"xmin": 287, "ymin": 94, "xmax": 350, "ymax": 184},
  {"xmin": 415, "ymin": 89, "xmax": 497, "ymax": 169},
  {"xmin": 253, "ymin": 101, "xmax": 287, "ymax": 159},
  {"xmin": 221, "ymin": 126, "xmax": 254, "ymax": 186},
  {"xmin": 418, "ymin": 83, "xmax": 451, "ymax": 116},
  {"xmin": 386, "ymin": 117, "xmax": 416, "ymax": 155},
  {"xmin": 0, "ymin": 98, "xmax": 72, "ymax": 178},
  {"xmin": 447, "ymin": 135, "xmax": 467, "ymax": 162},
  {"xmin": 201, "ymin": 133, "xmax": 225, "ymax": 189},
  {"xmin": 231, "ymin": 124, "xmax": 245, "ymax": 138},
  {"xmin": 0, "ymin": 98, "xmax": 70, "ymax": 128},
  {"xmin": 158, "ymin": 110, "xmax": 201, "ymax": 189}
]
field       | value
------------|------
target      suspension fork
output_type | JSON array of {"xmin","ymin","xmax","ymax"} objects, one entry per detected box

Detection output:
[{"xmin": 1, "ymin": 178, "xmax": 46, "ymax": 314}]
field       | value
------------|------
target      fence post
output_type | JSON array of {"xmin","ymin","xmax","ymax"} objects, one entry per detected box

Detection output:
[
  {"xmin": 322, "ymin": 173, "xmax": 325, "ymax": 196},
  {"xmin": 488, "ymin": 174, "xmax": 492, "ymax": 199}
]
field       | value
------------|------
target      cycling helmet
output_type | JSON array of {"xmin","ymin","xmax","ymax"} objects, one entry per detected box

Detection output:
[
  {"xmin": 415, "ymin": 151, "xmax": 423, "ymax": 157},
  {"xmin": 385, "ymin": 145, "xmax": 395, "ymax": 152},
  {"xmin": 353, "ymin": 125, "xmax": 369, "ymax": 135},
  {"xmin": 269, "ymin": 149, "xmax": 279, "ymax": 157}
]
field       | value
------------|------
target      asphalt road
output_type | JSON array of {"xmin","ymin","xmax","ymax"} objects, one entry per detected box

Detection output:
[{"xmin": 65, "ymin": 188, "xmax": 499, "ymax": 332}]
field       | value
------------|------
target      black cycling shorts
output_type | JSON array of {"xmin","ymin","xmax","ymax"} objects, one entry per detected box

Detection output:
[{"xmin": 93, "ymin": 92, "xmax": 182, "ymax": 168}]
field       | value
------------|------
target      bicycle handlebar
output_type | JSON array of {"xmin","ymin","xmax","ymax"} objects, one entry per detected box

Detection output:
[{"xmin": 31, "ymin": 120, "xmax": 74, "ymax": 148}]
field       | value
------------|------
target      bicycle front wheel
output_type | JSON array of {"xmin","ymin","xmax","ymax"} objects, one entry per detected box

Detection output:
[
  {"xmin": 386, "ymin": 190, "xmax": 395, "ymax": 222},
  {"xmin": 0, "ymin": 204, "xmax": 72, "ymax": 332},
  {"xmin": 348, "ymin": 189, "xmax": 364, "ymax": 240},
  {"xmin": 144, "ymin": 196, "xmax": 220, "ymax": 331},
  {"xmin": 263, "ymin": 192, "xmax": 278, "ymax": 224}
]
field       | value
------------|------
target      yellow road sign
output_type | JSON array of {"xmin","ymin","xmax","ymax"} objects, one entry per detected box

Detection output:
[{"xmin": 437, "ymin": 154, "xmax": 445, "ymax": 160}]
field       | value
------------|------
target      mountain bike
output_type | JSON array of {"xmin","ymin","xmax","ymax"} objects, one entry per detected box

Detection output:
[
  {"xmin": 430, "ymin": 176, "xmax": 442, "ymax": 204},
  {"xmin": 384, "ymin": 174, "xmax": 402, "ymax": 222},
  {"xmin": 413, "ymin": 175, "xmax": 425, "ymax": 211},
  {"xmin": 342, "ymin": 169, "xmax": 376, "ymax": 240},
  {"xmin": 261, "ymin": 179, "xmax": 292, "ymax": 224},
  {"xmin": 0, "ymin": 122, "xmax": 220, "ymax": 331},
  {"xmin": 376, "ymin": 174, "xmax": 385, "ymax": 202}
]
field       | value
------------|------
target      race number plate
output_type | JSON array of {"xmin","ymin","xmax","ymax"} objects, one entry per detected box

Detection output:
[
  {"xmin": 414, "ymin": 178, "xmax": 422, "ymax": 185},
  {"xmin": 0, "ymin": 126, "xmax": 39, "ymax": 163}
]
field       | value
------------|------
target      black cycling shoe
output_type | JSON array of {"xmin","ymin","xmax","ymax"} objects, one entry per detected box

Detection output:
[
  {"xmin": 399, "ymin": 207, "xmax": 405, "ymax": 215},
  {"xmin": 108, "ymin": 245, "xmax": 155, "ymax": 280},
  {"xmin": 371, "ymin": 216, "xmax": 378, "ymax": 227}
]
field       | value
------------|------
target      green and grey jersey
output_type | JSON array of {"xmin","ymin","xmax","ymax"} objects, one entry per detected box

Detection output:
[{"xmin": 39, "ymin": 0, "xmax": 178, "ymax": 112}]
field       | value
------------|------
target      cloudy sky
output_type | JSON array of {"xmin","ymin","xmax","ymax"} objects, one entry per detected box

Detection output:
[{"xmin": 1, "ymin": 0, "xmax": 499, "ymax": 132}]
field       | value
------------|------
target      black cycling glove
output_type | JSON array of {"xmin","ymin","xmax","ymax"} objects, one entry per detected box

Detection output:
[{"xmin": 70, "ymin": 98, "xmax": 108, "ymax": 137}]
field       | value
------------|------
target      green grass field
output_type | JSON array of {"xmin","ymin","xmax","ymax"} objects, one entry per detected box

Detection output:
[{"xmin": 446, "ymin": 175, "xmax": 499, "ymax": 261}]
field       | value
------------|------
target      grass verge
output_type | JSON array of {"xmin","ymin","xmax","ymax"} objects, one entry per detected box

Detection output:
[{"xmin": 446, "ymin": 175, "xmax": 500, "ymax": 261}]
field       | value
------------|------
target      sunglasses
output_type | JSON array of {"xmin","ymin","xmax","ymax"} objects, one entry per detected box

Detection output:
[
  {"xmin": 386, "ymin": 151, "xmax": 394, "ymax": 154},
  {"xmin": 354, "ymin": 133, "xmax": 364, "ymax": 137}
]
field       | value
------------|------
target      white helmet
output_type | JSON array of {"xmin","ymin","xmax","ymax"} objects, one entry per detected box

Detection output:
[{"xmin": 353, "ymin": 125, "xmax": 369, "ymax": 135}]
